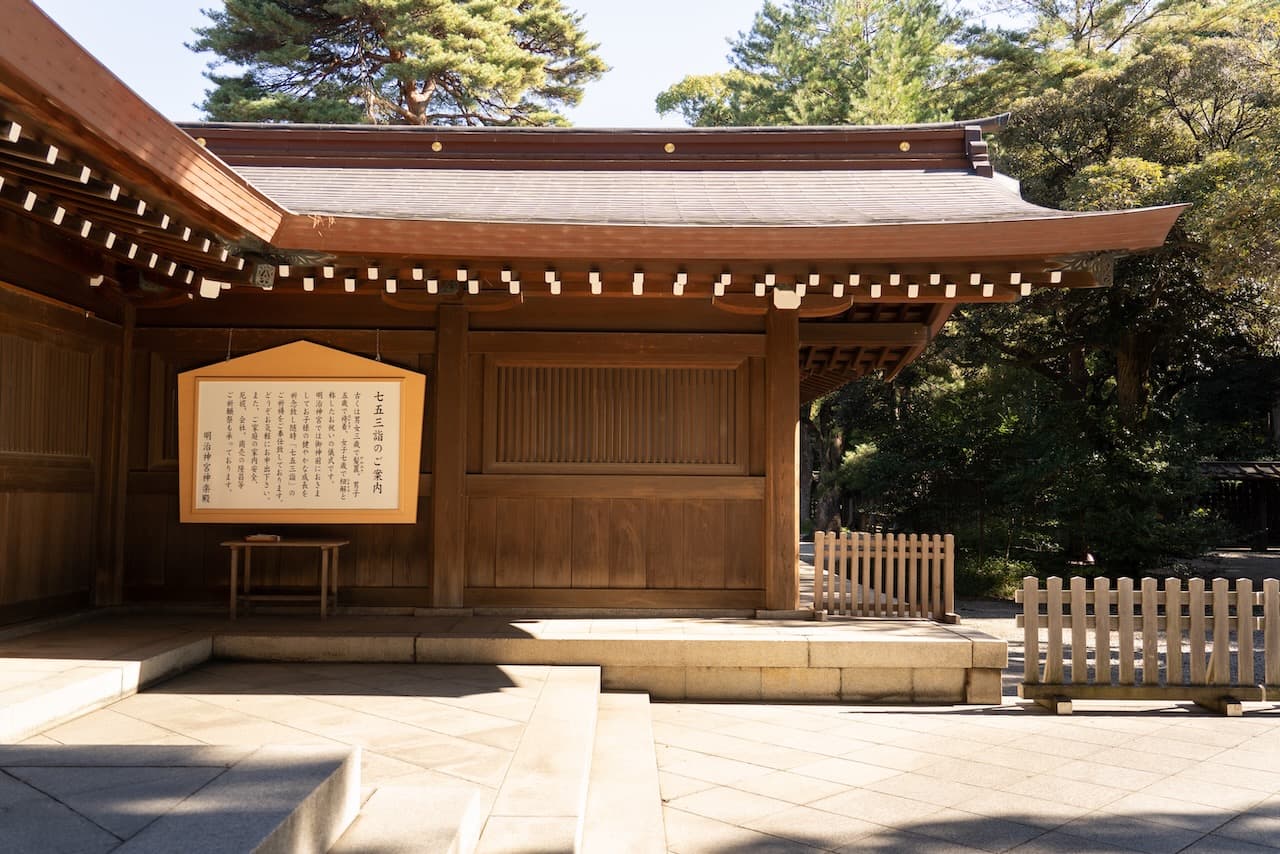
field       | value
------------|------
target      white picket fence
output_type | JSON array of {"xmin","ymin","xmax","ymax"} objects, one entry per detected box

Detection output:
[
  {"xmin": 1017, "ymin": 575, "xmax": 1280, "ymax": 714},
  {"xmin": 813, "ymin": 531, "xmax": 955, "ymax": 622}
]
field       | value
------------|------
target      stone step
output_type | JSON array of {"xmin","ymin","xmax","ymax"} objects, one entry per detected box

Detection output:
[
  {"xmin": 0, "ymin": 633, "xmax": 211, "ymax": 743},
  {"xmin": 0, "ymin": 744, "xmax": 359, "ymax": 853},
  {"xmin": 580, "ymin": 693, "xmax": 666, "ymax": 854},
  {"xmin": 476, "ymin": 665, "xmax": 600, "ymax": 854},
  {"xmin": 330, "ymin": 784, "xmax": 484, "ymax": 854}
]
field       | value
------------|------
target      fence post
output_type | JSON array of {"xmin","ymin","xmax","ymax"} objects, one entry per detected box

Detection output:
[
  {"xmin": 819, "ymin": 530, "xmax": 829, "ymax": 612},
  {"xmin": 1045, "ymin": 576, "xmax": 1064, "ymax": 685},
  {"xmin": 1239, "ymin": 579, "xmax": 1254, "ymax": 687},
  {"xmin": 1095, "ymin": 577, "xmax": 1112, "ymax": 686},
  {"xmin": 943, "ymin": 534, "xmax": 955, "ymax": 619},
  {"xmin": 1189, "ymin": 578, "xmax": 1206, "ymax": 684},
  {"xmin": 1118, "ymin": 577, "xmax": 1135, "ymax": 685},
  {"xmin": 1266, "ymin": 578, "xmax": 1280, "ymax": 689},
  {"xmin": 1165, "ymin": 578, "xmax": 1183, "ymax": 686},
  {"xmin": 1142, "ymin": 577, "xmax": 1159, "ymax": 686},
  {"xmin": 1022, "ymin": 576, "xmax": 1041, "ymax": 684},
  {"xmin": 1212, "ymin": 578, "xmax": 1230, "ymax": 686},
  {"xmin": 1070, "ymin": 576, "xmax": 1087, "ymax": 685}
]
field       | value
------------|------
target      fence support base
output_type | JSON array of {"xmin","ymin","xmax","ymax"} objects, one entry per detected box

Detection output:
[
  {"xmin": 1020, "ymin": 683, "xmax": 1263, "ymax": 716},
  {"xmin": 1033, "ymin": 694, "xmax": 1073, "ymax": 715},
  {"xmin": 1195, "ymin": 695, "xmax": 1244, "ymax": 717}
]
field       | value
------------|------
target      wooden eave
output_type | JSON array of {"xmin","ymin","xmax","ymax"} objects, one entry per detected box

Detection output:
[
  {"xmin": 266, "ymin": 205, "xmax": 1185, "ymax": 263},
  {"xmin": 0, "ymin": 0, "xmax": 283, "ymax": 243}
]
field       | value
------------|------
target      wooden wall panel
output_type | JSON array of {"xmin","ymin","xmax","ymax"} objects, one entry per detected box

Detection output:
[
  {"xmin": 0, "ymin": 333, "xmax": 92, "ymax": 457},
  {"xmin": 0, "ymin": 284, "xmax": 117, "ymax": 619},
  {"xmin": 533, "ymin": 498, "xmax": 573, "ymax": 588},
  {"xmin": 486, "ymin": 363, "xmax": 747, "ymax": 474},
  {"xmin": 464, "ymin": 493, "xmax": 764, "ymax": 596}
]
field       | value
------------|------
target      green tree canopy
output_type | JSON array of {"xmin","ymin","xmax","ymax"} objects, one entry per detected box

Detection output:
[
  {"xmin": 656, "ymin": 0, "xmax": 962, "ymax": 126},
  {"xmin": 190, "ymin": 0, "xmax": 607, "ymax": 125}
]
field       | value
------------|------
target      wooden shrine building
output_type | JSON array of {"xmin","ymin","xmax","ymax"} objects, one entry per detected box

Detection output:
[{"xmin": 0, "ymin": 2, "xmax": 1183, "ymax": 624}]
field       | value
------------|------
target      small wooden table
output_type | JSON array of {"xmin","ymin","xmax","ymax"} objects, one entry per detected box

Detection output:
[{"xmin": 222, "ymin": 538, "xmax": 349, "ymax": 620}]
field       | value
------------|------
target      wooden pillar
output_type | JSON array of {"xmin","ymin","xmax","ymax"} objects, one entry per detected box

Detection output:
[
  {"xmin": 765, "ymin": 307, "xmax": 800, "ymax": 610},
  {"xmin": 100, "ymin": 300, "xmax": 133, "ymax": 607},
  {"xmin": 431, "ymin": 305, "xmax": 468, "ymax": 606}
]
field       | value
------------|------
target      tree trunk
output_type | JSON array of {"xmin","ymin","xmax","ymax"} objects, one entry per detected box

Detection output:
[
  {"xmin": 1115, "ymin": 333, "xmax": 1152, "ymax": 427},
  {"xmin": 800, "ymin": 410, "xmax": 815, "ymax": 528}
]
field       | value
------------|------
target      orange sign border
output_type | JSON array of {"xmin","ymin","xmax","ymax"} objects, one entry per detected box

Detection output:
[{"xmin": 177, "ymin": 341, "xmax": 426, "ymax": 523}]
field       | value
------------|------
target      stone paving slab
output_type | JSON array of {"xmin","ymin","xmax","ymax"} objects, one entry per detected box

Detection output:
[
  {"xmin": 651, "ymin": 698, "xmax": 1280, "ymax": 853},
  {"xmin": 0, "ymin": 743, "xmax": 358, "ymax": 853}
]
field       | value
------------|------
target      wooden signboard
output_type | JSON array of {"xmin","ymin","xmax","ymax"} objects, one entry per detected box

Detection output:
[{"xmin": 178, "ymin": 341, "xmax": 426, "ymax": 523}]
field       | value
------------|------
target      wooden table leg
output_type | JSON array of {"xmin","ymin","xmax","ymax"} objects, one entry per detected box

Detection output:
[
  {"xmin": 229, "ymin": 547, "xmax": 239, "ymax": 621},
  {"xmin": 330, "ymin": 547, "xmax": 340, "ymax": 607},
  {"xmin": 244, "ymin": 547, "xmax": 253, "ymax": 594},
  {"xmin": 320, "ymin": 547, "xmax": 329, "ymax": 620}
]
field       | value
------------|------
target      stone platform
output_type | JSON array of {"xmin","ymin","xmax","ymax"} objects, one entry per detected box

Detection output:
[
  {"xmin": 209, "ymin": 613, "xmax": 1006, "ymax": 704},
  {"xmin": 0, "ymin": 611, "xmax": 1006, "ymax": 745}
]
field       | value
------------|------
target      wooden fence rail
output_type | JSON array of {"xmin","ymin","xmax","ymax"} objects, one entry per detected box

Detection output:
[
  {"xmin": 813, "ymin": 531, "xmax": 955, "ymax": 622},
  {"xmin": 1017, "ymin": 575, "xmax": 1280, "ymax": 715}
]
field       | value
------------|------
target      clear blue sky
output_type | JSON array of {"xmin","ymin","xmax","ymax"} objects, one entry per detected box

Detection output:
[{"xmin": 31, "ymin": 0, "xmax": 765, "ymax": 127}]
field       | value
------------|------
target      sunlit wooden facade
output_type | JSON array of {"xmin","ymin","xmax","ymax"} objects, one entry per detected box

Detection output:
[{"xmin": 0, "ymin": 1, "xmax": 1183, "ymax": 622}]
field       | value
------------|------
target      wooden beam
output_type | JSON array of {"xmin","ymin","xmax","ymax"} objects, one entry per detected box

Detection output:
[
  {"xmin": 765, "ymin": 307, "xmax": 800, "ymax": 610},
  {"xmin": 468, "ymin": 331, "xmax": 765, "ymax": 358},
  {"xmin": 799, "ymin": 322, "xmax": 928, "ymax": 348},
  {"xmin": 466, "ymin": 475, "xmax": 765, "ymax": 500},
  {"xmin": 464, "ymin": 587, "xmax": 763, "ymax": 610},
  {"xmin": 431, "ymin": 304, "xmax": 468, "ymax": 606},
  {"xmin": 134, "ymin": 327, "xmax": 436, "ymax": 354}
]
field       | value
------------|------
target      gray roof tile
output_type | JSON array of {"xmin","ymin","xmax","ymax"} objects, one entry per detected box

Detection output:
[{"xmin": 232, "ymin": 167, "xmax": 1069, "ymax": 227}]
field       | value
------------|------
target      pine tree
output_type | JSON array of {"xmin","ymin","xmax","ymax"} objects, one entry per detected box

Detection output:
[
  {"xmin": 655, "ymin": 0, "xmax": 961, "ymax": 127},
  {"xmin": 190, "ymin": 0, "xmax": 607, "ymax": 125}
]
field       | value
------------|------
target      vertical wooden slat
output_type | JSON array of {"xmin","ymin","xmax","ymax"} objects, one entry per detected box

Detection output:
[
  {"xmin": 1212, "ymin": 578, "xmax": 1231, "ymax": 686},
  {"xmin": 855, "ymin": 532, "xmax": 866, "ymax": 616},
  {"xmin": 829, "ymin": 531, "xmax": 840, "ymax": 614},
  {"xmin": 1189, "ymin": 578, "xmax": 1207, "ymax": 685},
  {"xmin": 907, "ymin": 533, "xmax": 919, "ymax": 618},
  {"xmin": 1023, "ymin": 576, "xmax": 1041, "ymax": 685},
  {"xmin": 929, "ymin": 534, "xmax": 942, "ymax": 620},
  {"xmin": 872, "ymin": 532, "xmax": 884, "ymax": 617},
  {"xmin": 943, "ymin": 533, "xmax": 955, "ymax": 618},
  {"xmin": 814, "ymin": 531, "xmax": 827, "ymax": 611},
  {"xmin": 1070, "ymin": 576, "xmax": 1087, "ymax": 685},
  {"xmin": 1165, "ymin": 578, "xmax": 1183, "ymax": 686},
  {"xmin": 1045, "ymin": 576, "xmax": 1064, "ymax": 684},
  {"xmin": 1118, "ymin": 577, "xmax": 1135, "ymax": 685},
  {"xmin": 920, "ymin": 535, "xmax": 932, "ymax": 619},
  {"xmin": 1265, "ymin": 578, "xmax": 1280, "ymax": 687},
  {"xmin": 1141, "ymin": 577, "xmax": 1160, "ymax": 686},
  {"xmin": 1095, "ymin": 577, "xmax": 1111, "ymax": 685},
  {"xmin": 837, "ymin": 531, "xmax": 848, "ymax": 614},
  {"xmin": 1239, "ymin": 579, "xmax": 1255, "ymax": 687},
  {"xmin": 894, "ymin": 534, "xmax": 907, "ymax": 617}
]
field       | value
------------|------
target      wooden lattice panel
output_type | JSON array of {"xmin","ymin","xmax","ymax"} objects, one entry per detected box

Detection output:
[{"xmin": 485, "ymin": 363, "xmax": 748, "ymax": 473}]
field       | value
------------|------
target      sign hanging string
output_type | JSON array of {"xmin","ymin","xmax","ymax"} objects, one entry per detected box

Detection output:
[{"xmin": 226, "ymin": 328, "xmax": 234, "ymax": 361}]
